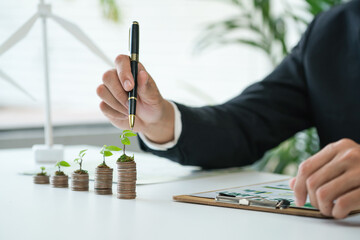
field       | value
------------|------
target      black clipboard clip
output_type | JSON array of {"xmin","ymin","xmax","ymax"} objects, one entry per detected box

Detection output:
[{"xmin": 215, "ymin": 192, "xmax": 290, "ymax": 209}]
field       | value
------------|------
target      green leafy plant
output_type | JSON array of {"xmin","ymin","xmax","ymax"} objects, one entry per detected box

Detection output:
[
  {"xmin": 117, "ymin": 130, "xmax": 137, "ymax": 162},
  {"xmin": 197, "ymin": 0, "xmax": 345, "ymax": 66},
  {"xmin": 99, "ymin": 0, "xmax": 121, "ymax": 22},
  {"xmin": 74, "ymin": 149, "xmax": 88, "ymax": 174},
  {"xmin": 99, "ymin": 145, "xmax": 122, "ymax": 168},
  {"xmin": 197, "ymin": 0, "xmax": 345, "ymax": 175},
  {"xmin": 55, "ymin": 161, "xmax": 71, "ymax": 176},
  {"xmin": 37, "ymin": 166, "xmax": 47, "ymax": 176}
]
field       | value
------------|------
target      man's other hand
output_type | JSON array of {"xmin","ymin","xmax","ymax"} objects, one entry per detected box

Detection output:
[{"xmin": 290, "ymin": 138, "xmax": 360, "ymax": 219}]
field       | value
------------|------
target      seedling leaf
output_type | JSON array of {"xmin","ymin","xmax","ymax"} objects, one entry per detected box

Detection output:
[
  {"xmin": 121, "ymin": 137, "xmax": 131, "ymax": 145},
  {"xmin": 103, "ymin": 151, "xmax": 113, "ymax": 157},
  {"xmin": 106, "ymin": 145, "xmax": 121, "ymax": 151},
  {"xmin": 124, "ymin": 132, "xmax": 137, "ymax": 137},
  {"xmin": 79, "ymin": 149, "xmax": 88, "ymax": 155},
  {"xmin": 59, "ymin": 161, "xmax": 71, "ymax": 167}
]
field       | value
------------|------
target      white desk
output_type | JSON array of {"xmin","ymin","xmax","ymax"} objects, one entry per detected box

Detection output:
[{"xmin": 0, "ymin": 147, "xmax": 359, "ymax": 240}]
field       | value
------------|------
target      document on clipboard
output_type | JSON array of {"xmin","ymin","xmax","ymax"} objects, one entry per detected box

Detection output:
[{"xmin": 173, "ymin": 179, "xmax": 360, "ymax": 218}]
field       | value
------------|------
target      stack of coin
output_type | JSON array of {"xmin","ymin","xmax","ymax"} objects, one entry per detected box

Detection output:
[
  {"xmin": 71, "ymin": 173, "xmax": 89, "ymax": 191},
  {"xmin": 33, "ymin": 175, "xmax": 49, "ymax": 184},
  {"xmin": 51, "ymin": 175, "xmax": 68, "ymax": 188},
  {"xmin": 94, "ymin": 167, "xmax": 113, "ymax": 195},
  {"xmin": 117, "ymin": 161, "xmax": 136, "ymax": 199}
]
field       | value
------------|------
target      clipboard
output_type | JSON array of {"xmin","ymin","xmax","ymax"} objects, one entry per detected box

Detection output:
[{"xmin": 173, "ymin": 179, "xmax": 360, "ymax": 218}]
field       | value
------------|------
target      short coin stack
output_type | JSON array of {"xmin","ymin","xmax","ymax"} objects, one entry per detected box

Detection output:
[
  {"xmin": 51, "ymin": 175, "xmax": 69, "ymax": 188},
  {"xmin": 71, "ymin": 173, "xmax": 89, "ymax": 191},
  {"xmin": 94, "ymin": 167, "xmax": 113, "ymax": 195},
  {"xmin": 117, "ymin": 161, "xmax": 136, "ymax": 199},
  {"xmin": 33, "ymin": 175, "xmax": 49, "ymax": 184}
]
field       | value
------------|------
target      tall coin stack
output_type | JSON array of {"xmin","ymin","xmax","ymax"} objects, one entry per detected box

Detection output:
[
  {"xmin": 51, "ymin": 175, "xmax": 69, "ymax": 188},
  {"xmin": 71, "ymin": 173, "xmax": 89, "ymax": 191},
  {"xmin": 117, "ymin": 161, "xmax": 136, "ymax": 199},
  {"xmin": 33, "ymin": 175, "xmax": 49, "ymax": 184},
  {"xmin": 94, "ymin": 167, "xmax": 113, "ymax": 195}
]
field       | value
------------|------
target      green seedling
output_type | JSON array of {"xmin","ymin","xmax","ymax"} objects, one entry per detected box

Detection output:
[
  {"xmin": 74, "ymin": 149, "xmax": 88, "ymax": 174},
  {"xmin": 118, "ymin": 130, "xmax": 137, "ymax": 162},
  {"xmin": 99, "ymin": 145, "xmax": 121, "ymax": 168},
  {"xmin": 55, "ymin": 161, "xmax": 71, "ymax": 176},
  {"xmin": 37, "ymin": 166, "xmax": 47, "ymax": 176}
]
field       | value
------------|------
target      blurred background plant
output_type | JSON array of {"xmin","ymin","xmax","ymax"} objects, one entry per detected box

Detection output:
[
  {"xmin": 99, "ymin": 0, "xmax": 121, "ymax": 22},
  {"xmin": 196, "ymin": 0, "xmax": 346, "ymax": 175}
]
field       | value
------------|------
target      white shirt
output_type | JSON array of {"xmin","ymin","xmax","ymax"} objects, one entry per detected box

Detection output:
[{"xmin": 138, "ymin": 101, "xmax": 182, "ymax": 150}]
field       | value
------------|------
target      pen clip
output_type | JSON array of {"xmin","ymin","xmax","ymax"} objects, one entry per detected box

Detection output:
[
  {"xmin": 128, "ymin": 27, "xmax": 131, "ymax": 52},
  {"xmin": 215, "ymin": 192, "xmax": 290, "ymax": 209}
]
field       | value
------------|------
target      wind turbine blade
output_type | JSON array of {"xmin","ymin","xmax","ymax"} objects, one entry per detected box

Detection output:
[
  {"xmin": 49, "ymin": 13, "xmax": 113, "ymax": 67},
  {"xmin": 0, "ymin": 13, "xmax": 39, "ymax": 56},
  {"xmin": 0, "ymin": 69, "xmax": 36, "ymax": 101}
]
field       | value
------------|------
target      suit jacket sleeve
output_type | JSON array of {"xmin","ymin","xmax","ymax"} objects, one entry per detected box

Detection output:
[{"xmin": 139, "ymin": 17, "xmax": 319, "ymax": 169}]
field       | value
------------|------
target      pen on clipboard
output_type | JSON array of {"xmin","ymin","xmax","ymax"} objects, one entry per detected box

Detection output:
[
  {"xmin": 216, "ymin": 192, "xmax": 290, "ymax": 209},
  {"xmin": 128, "ymin": 21, "xmax": 139, "ymax": 130}
]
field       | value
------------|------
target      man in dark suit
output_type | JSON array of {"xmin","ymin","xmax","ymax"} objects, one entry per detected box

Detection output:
[{"xmin": 97, "ymin": 0, "xmax": 360, "ymax": 218}]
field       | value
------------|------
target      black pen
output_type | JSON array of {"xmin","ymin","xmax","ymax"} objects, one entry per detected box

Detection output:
[{"xmin": 128, "ymin": 21, "xmax": 139, "ymax": 129}]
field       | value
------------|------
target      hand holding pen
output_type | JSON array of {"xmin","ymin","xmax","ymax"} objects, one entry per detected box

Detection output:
[{"xmin": 97, "ymin": 22, "xmax": 175, "ymax": 143}]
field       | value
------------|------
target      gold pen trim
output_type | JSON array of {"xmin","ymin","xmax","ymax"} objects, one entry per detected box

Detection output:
[
  {"xmin": 129, "ymin": 114, "xmax": 136, "ymax": 129},
  {"xmin": 130, "ymin": 53, "xmax": 139, "ymax": 62},
  {"xmin": 128, "ymin": 97, "xmax": 137, "ymax": 100}
]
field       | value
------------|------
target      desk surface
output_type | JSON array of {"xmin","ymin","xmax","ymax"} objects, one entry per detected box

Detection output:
[{"xmin": 0, "ymin": 147, "xmax": 359, "ymax": 240}]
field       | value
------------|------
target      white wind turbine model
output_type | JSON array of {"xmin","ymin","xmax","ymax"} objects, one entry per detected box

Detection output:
[{"xmin": 0, "ymin": 0, "xmax": 113, "ymax": 163}]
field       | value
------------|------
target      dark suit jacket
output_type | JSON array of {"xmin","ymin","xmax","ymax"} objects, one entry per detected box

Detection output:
[{"xmin": 139, "ymin": 0, "xmax": 360, "ymax": 169}]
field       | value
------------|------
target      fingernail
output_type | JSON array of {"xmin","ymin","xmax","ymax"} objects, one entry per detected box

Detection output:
[{"xmin": 124, "ymin": 80, "xmax": 131, "ymax": 90}]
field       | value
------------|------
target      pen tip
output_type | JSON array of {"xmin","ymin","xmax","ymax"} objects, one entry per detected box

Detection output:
[{"xmin": 129, "ymin": 115, "xmax": 135, "ymax": 130}]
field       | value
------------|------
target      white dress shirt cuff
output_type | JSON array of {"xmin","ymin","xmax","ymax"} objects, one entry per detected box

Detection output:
[{"xmin": 138, "ymin": 101, "xmax": 182, "ymax": 151}]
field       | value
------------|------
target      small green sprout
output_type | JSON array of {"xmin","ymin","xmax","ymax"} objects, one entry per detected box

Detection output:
[
  {"xmin": 118, "ymin": 130, "xmax": 137, "ymax": 162},
  {"xmin": 55, "ymin": 161, "xmax": 71, "ymax": 176},
  {"xmin": 99, "ymin": 145, "xmax": 121, "ymax": 167},
  {"xmin": 74, "ymin": 149, "xmax": 88, "ymax": 174},
  {"xmin": 37, "ymin": 166, "xmax": 47, "ymax": 176}
]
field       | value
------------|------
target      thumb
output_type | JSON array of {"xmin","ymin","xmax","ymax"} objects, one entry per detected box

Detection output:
[{"xmin": 137, "ymin": 63, "xmax": 161, "ymax": 101}]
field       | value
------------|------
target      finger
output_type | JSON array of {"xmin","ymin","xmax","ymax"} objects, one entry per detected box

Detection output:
[
  {"xmin": 332, "ymin": 187, "xmax": 360, "ymax": 219},
  {"xmin": 305, "ymin": 156, "xmax": 345, "ymax": 210},
  {"xmin": 137, "ymin": 62, "xmax": 149, "ymax": 90},
  {"xmin": 137, "ymin": 63, "xmax": 161, "ymax": 105},
  {"xmin": 96, "ymin": 84, "xmax": 128, "ymax": 115},
  {"xmin": 138, "ymin": 62, "xmax": 146, "ymax": 72},
  {"xmin": 289, "ymin": 177, "xmax": 296, "ymax": 190},
  {"xmin": 114, "ymin": 54, "xmax": 134, "ymax": 91},
  {"xmin": 102, "ymin": 69, "xmax": 128, "ymax": 107},
  {"xmin": 137, "ymin": 67, "xmax": 150, "ymax": 95},
  {"xmin": 99, "ymin": 101, "xmax": 127, "ymax": 120},
  {"xmin": 294, "ymin": 143, "xmax": 337, "ymax": 206},
  {"xmin": 316, "ymin": 167, "xmax": 360, "ymax": 216}
]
